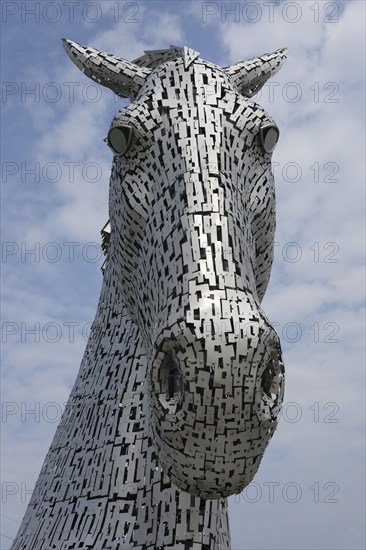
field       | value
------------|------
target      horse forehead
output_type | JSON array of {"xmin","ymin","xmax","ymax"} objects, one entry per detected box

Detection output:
[{"xmin": 142, "ymin": 57, "xmax": 235, "ymax": 95}]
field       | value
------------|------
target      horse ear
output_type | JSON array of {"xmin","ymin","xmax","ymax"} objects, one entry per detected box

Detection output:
[
  {"xmin": 61, "ymin": 39, "xmax": 151, "ymax": 99},
  {"xmin": 224, "ymin": 48, "xmax": 287, "ymax": 98}
]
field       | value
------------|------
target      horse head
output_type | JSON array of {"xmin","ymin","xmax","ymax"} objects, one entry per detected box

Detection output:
[{"xmin": 63, "ymin": 40, "xmax": 286, "ymax": 499}]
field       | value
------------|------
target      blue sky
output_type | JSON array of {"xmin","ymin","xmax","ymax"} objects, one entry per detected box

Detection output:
[{"xmin": 1, "ymin": 1, "xmax": 365, "ymax": 548}]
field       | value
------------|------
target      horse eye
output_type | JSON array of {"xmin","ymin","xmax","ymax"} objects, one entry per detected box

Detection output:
[
  {"xmin": 259, "ymin": 123, "xmax": 279, "ymax": 153},
  {"xmin": 107, "ymin": 125, "xmax": 133, "ymax": 155}
]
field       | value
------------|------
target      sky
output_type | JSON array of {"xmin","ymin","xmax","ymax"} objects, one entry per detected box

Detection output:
[{"xmin": 1, "ymin": 0, "xmax": 365, "ymax": 549}]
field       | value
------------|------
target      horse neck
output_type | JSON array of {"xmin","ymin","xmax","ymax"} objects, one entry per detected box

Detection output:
[{"xmin": 12, "ymin": 257, "xmax": 231, "ymax": 550}]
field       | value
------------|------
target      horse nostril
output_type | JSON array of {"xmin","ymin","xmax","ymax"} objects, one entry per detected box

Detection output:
[
  {"xmin": 167, "ymin": 361, "xmax": 183, "ymax": 401},
  {"xmin": 261, "ymin": 361, "xmax": 275, "ymax": 398},
  {"xmin": 258, "ymin": 346, "xmax": 285, "ymax": 420},
  {"xmin": 153, "ymin": 350, "xmax": 184, "ymax": 413}
]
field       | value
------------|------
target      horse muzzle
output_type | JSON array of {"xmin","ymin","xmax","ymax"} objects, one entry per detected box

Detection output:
[{"xmin": 148, "ymin": 299, "xmax": 285, "ymax": 499}]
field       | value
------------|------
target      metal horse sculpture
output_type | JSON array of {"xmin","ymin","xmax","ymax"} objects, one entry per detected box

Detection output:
[{"xmin": 12, "ymin": 41, "xmax": 287, "ymax": 549}]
